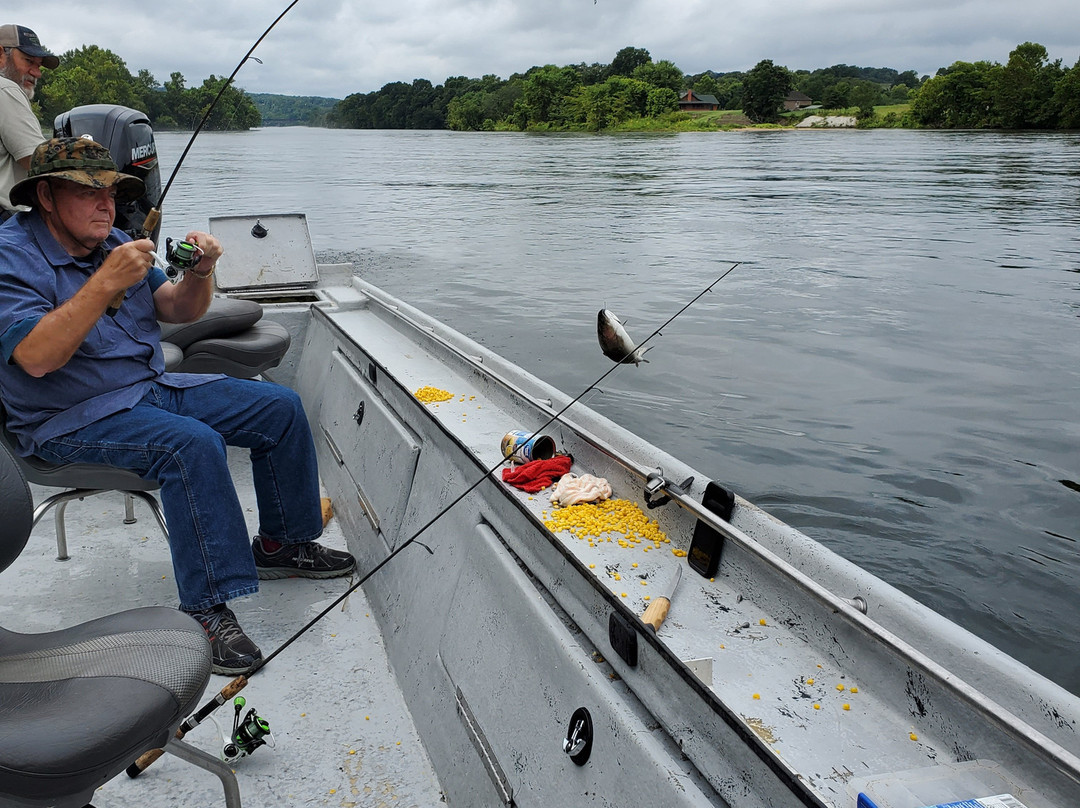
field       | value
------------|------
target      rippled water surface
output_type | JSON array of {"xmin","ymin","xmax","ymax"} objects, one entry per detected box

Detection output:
[{"xmin": 159, "ymin": 127, "xmax": 1080, "ymax": 695}]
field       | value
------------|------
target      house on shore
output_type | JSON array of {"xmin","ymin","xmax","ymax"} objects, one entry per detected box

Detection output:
[
  {"xmin": 784, "ymin": 91, "xmax": 814, "ymax": 111},
  {"xmin": 679, "ymin": 90, "xmax": 720, "ymax": 111}
]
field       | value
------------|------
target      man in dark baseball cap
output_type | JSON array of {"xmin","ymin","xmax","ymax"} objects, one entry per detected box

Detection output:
[
  {"xmin": 1, "ymin": 24, "xmax": 59, "ymax": 219},
  {"xmin": 0, "ymin": 25, "xmax": 59, "ymax": 70}
]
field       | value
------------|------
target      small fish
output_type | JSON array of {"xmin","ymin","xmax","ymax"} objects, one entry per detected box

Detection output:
[{"xmin": 597, "ymin": 309, "xmax": 651, "ymax": 365}]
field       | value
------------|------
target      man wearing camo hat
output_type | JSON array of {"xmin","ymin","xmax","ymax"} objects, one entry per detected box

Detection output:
[
  {"xmin": 0, "ymin": 24, "xmax": 59, "ymax": 221},
  {"xmin": 0, "ymin": 137, "xmax": 355, "ymax": 675}
]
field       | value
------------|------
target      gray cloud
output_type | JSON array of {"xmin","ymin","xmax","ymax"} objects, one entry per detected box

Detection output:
[{"xmin": 11, "ymin": 0, "xmax": 1080, "ymax": 99}]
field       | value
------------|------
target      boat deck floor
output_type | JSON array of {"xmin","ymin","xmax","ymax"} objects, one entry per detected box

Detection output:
[{"xmin": 0, "ymin": 448, "xmax": 444, "ymax": 808}]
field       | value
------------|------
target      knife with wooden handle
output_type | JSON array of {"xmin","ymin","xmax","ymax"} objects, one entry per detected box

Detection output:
[{"xmin": 641, "ymin": 565, "xmax": 682, "ymax": 632}]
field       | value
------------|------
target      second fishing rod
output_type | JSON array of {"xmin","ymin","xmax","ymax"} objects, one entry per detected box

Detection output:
[{"xmin": 128, "ymin": 261, "xmax": 740, "ymax": 777}]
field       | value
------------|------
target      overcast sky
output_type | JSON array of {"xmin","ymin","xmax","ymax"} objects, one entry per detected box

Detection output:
[{"xmin": 13, "ymin": 0, "xmax": 1080, "ymax": 99}]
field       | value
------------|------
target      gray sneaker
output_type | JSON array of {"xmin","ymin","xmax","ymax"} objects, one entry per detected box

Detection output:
[
  {"xmin": 252, "ymin": 536, "xmax": 356, "ymax": 580},
  {"xmin": 186, "ymin": 604, "xmax": 262, "ymax": 675}
]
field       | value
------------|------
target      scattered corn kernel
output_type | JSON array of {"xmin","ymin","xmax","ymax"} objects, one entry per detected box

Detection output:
[
  {"xmin": 631, "ymin": 563, "xmax": 638, "ymax": 568},
  {"xmin": 640, "ymin": 580, "xmax": 647, "ymax": 586},
  {"xmin": 396, "ymin": 741, "xmax": 401, "ymax": 746},
  {"xmin": 806, "ymin": 678, "xmax": 815, "ymax": 685},
  {"xmin": 850, "ymin": 686, "xmax": 859, "ymax": 694},
  {"xmin": 644, "ymin": 595, "xmax": 650, "ymax": 600},
  {"xmin": 836, "ymin": 684, "xmax": 845, "ymax": 692},
  {"xmin": 909, "ymin": 732, "xmax": 918, "ymax": 741},
  {"xmin": 414, "ymin": 385, "xmax": 453, "ymax": 403},
  {"xmin": 842, "ymin": 704, "xmax": 850, "ymax": 711},
  {"xmin": 589, "ymin": 563, "xmax": 595, "ymax": 569},
  {"xmin": 621, "ymin": 592, "xmax": 627, "ymax": 598},
  {"xmin": 759, "ymin": 618, "xmax": 767, "ymax": 626},
  {"xmin": 349, "ymin": 749, "xmax": 356, "ymax": 755},
  {"xmin": 752, "ymin": 693, "xmax": 760, "ymax": 700},
  {"xmin": 813, "ymin": 704, "xmax": 821, "ymax": 710},
  {"xmin": 329, "ymin": 789, "xmax": 337, "ymax": 794}
]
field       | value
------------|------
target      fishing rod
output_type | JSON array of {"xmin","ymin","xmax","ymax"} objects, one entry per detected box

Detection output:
[
  {"xmin": 128, "ymin": 260, "xmax": 740, "ymax": 777},
  {"xmin": 107, "ymin": 0, "xmax": 304, "ymax": 315}
]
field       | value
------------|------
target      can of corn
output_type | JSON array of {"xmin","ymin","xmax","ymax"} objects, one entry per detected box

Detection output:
[{"xmin": 501, "ymin": 430, "xmax": 556, "ymax": 464}]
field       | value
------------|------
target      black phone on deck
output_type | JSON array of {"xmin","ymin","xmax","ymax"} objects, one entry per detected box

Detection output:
[{"xmin": 687, "ymin": 481, "xmax": 735, "ymax": 578}]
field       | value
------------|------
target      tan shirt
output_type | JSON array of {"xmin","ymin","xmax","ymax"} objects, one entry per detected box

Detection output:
[{"xmin": 0, "ymin": 74, "xmax": 45, "ymax": 213}]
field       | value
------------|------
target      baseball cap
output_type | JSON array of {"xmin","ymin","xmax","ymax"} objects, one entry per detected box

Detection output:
[{"xmin": 0, "ymin": 25, "xmax": 59, "ymax": 69}]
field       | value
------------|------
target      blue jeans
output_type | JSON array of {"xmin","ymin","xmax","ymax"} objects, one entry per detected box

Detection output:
[{"xmin": 37, "ymin": 378, "xmax": 323, "ymax": 611}]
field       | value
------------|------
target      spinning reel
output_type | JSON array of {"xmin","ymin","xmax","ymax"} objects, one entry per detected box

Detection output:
[{"xmin": 222, "ymin": 697, "xmax": 274, "ymax": 763}]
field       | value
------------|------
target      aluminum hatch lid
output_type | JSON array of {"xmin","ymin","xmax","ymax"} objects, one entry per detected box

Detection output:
[{"xmin": 208, "ymin": 213, "xmax": 320, "ymax": 291}]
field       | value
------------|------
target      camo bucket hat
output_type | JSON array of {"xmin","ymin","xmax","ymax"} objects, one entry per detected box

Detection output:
[{"xmin": 9, "ymin": 136, "xmax": 144, "ymax": 208}]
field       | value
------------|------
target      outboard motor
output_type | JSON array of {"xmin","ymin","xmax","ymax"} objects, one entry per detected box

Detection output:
[{"xmin": 53, "ymin": 104, "xmax": 162, "ymax": 244}]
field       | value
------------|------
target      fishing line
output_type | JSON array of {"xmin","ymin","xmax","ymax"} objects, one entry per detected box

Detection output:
[
  {"xmin": 156, "ymin": 0, "xmax": 302, "ymax": 212},
  {"xmin": 129, "ymin": 261, "xmax": 741, "ymax": 777},
  {"xmin": 131, "ymin": 0, "xmax": 303, "ymax": 245}
]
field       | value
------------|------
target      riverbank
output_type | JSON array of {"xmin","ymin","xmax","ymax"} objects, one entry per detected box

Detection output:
[{"xmin": 517, "ymin": 103, "xmax": 914, "ymax": 133}]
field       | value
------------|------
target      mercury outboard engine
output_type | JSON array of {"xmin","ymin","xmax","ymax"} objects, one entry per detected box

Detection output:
[{"xmin": 53, "ymin": 104, "xmax": 162, "ymax": 244}]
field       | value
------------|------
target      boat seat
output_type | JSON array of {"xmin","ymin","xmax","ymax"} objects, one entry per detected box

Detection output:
[
  {"xmin": 0, "ymin": 441, "xmax": 241, "ymax": 808},
  {"xmin": 160, "ymin": 297, "xmax": 290, "ymax": 379},
  {"xmin": 0, "ymin": 402, "xmax": 168, "ymax": 562}
]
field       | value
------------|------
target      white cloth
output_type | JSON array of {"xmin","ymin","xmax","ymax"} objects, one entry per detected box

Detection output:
[
  {"xmin": 0, "ymin": 74, "xmax": 45, "ymax": 213},
  {"xmin": 550, "ymin": 473, "xmax": 613, "ymax": 507}
]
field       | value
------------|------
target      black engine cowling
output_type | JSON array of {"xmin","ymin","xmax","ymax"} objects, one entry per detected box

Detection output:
[{"xmin": 53, "ymin": 104, "xmax": 162, "ymax": 245}]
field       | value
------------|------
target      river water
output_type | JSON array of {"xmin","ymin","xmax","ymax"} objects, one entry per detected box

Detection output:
[{"xmin": 157, "ymin": 127, "xmax": 1080, "ymax": 696}]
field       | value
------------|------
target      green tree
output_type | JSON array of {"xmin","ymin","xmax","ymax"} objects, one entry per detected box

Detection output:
[
  {"xmin": 632, "ymin": 59, "xmax": 684, "ymax": 94},
  {"xmin": 645, "ymin": 86, "xmax": 679, "ymax": 117},
  {"xmin": 1053, "ymin": 59, "xmax": 1080, "ymax": 129},
  {"xmin": 37, "ymin": 45, "xmax": 147, "ymax": 125},
  {"xmin": 992, "ymin": 42, "xmax": 1061, "ymax": 128},
  {"xmin": 446, "ymin": 91, "xmax": 487, "ymax": 130},
  {"xmin": 894, "ymin": 70, "xmax": 921, "ymax": 89},
  {"xmin": 910, "ymin": 60, "xmax": 998, "ymax": 128},
  {"xmin": 714, "ymin": 76, "xmax": 744, "ymax": 109},
  {"xmin": 609, "ymin": 47, "xmax": 651, "ymax": 78},
  {"xmin": 742, "ymin": 59, "xmax": 793, "ymax": 123},
  {"xmin": 184, "ymin": 76, "xmax": 261, "ymax": 130},
  {"xmin": 849, "ymin": 80, "xmax": 883, "ymax": 117},
  {"xmin": 512, "ymin": 65, "xmax": 580, "ymax": 128},
  {"xmin": 822, "ymin": 80, "xmax": 851, "ymax": 109},
  {"xmin": 692, "ymin": 74, "xmax": 720, "ymax": 99}
]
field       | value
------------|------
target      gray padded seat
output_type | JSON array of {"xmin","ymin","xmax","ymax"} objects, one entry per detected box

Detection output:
[
  {"xmin": 0, "ymin": 442, "xmax": 214, "ymax": 807},
  {"xmin": 160, "ymin": 297, "xmax": 290, "ymax": 379},
  {"xmin": 0, "ymin": 402, "xmax": 168, "ymax": 560}
]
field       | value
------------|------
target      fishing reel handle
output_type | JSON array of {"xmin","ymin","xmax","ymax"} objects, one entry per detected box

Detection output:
[{"xmin": 126, "ymin": 674, "xmax": 247, "ymax": 778}]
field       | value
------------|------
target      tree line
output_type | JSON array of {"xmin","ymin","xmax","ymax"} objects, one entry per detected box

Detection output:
[
  {"xmin": 325, "ymin": 46, "xmax": 928, "ymax": 131},
  {"xmin": 26, "ymin": 41, "xmax": 1080, "ymax": 133},
  {"xmin": 33, "ymin": 45, "xmax": 261, "ymax": 131},
  {"xmin": 330, "ymin": 42, "xmax": 1080, "ymax": 131},
  {"xmin": 910, "ymin": 42, "xmax": 1080, "ymax": 129}
]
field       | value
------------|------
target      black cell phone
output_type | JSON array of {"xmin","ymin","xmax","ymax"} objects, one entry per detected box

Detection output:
[{"xmin": 687, "ymin": 481, "xmax": 735, "ymax": 578}]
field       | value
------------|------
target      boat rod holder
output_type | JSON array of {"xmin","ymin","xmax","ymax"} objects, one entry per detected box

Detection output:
[{"xmin": 643, "ymin": 470, "xmax": 695, "ymax": 509}]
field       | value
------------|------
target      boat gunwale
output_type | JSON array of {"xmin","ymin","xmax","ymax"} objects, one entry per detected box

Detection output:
[{"xmin": 324, "ymin": 283, "xmax": 1080, "ymax": 782}]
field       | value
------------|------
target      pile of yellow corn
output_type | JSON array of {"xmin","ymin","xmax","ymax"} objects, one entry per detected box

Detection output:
[
  {"xmin": 414, "ymin": 385, "xmax": 454, "ymax": 403},
  {"xmin": 543, "ymin": 498, "xmax": 674, "ymax": 552}
]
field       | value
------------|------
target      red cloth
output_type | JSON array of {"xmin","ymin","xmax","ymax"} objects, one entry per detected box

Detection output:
[{"xmin": 501, "ymin": 455, "xmax": 573, "ymax": 493}]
